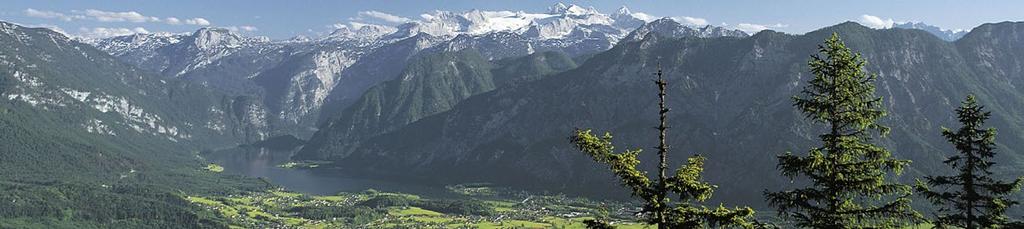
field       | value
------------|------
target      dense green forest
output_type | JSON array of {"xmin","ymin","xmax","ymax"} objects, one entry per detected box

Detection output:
[
  {"xmin": 3, "ymin": 7, "xmax": 1024, "ymax": 228},
  {"xmin": 0, "ymin": 22, "xmax": 265, "ymax": 228},
  {"xmin": 569, "ymin": 33, "xmax": 1024, "ymax": 228},
  {"xmin": 297, "ymin": 21, "xmax": 1024, "ymax": 212}
]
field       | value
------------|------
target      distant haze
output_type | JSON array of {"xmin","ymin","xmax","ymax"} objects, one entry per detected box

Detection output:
[{"xmin": 1, "ymin": 0, "xmax": 1021, "ymax": 39}]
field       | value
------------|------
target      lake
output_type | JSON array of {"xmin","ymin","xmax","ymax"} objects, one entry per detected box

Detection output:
[{"xmin": 204, "ymin": 145, "xmax": 448, "ymax": 196}]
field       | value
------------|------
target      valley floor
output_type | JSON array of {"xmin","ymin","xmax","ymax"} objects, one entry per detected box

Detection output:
[{"xmin": 185, "ymin": 184, "xmax": 648, "ymax": 228}]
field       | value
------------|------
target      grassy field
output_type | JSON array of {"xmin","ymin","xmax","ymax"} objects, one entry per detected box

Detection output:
[
  {"xmin": 204, "ymin": 163, "xmax": 225, "ymax": 172},
  {"xmin": 183, "ymin": 184, "xmax": 954, "ymax": 228},
  {"xmin": 185, "ymin": 185, "xmax": 649, "ymax": 228}
]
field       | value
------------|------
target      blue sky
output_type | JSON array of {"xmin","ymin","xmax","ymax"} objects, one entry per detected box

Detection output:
[{"xmin": 1, "ymin": 0, "xmax": 1022, "ymax": 39}]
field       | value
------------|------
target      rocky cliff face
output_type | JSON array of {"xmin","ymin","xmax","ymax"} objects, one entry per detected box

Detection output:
[
  {"xmin": 0, "ymin": 22, "xmax": 261, "ymax": 180},
  {"xmin": 89, "ymin": 4, "xmax": 748, "ymax": 139},
  {"xmin": 300, "ymin": 22, "xmax": 1024, "ymax": 206},
  {"xmin": 92, "ymin": 27, "xmax": 390, "ymax": 138},
  {"xmin": 298, "ymin": 50, "xmax": 579, "ymax": 160}
]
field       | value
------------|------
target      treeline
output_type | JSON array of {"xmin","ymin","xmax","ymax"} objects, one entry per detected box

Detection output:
[
  {"xmin": 0, "ymin": 181, "xmax": 227, "ymax": 228},
  {"xmin": 288, "ymin": 205, "xmax": 382, "ymax": 224},
  {"xmin": 571, "ymin": 33, "xmax": 1024, "ymax": 228},
  {"xmin": 358, "ymin": 195, "xmax": 495, "ymax": 216},
  {"xmin": 0, "ymin": 97, "xmax": 266, "ymax": 228}
]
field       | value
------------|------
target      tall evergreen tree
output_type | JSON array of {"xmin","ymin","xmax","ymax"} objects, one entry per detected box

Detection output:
[
  {"xmin": 764, "ymin": 33, "xmax": 921, "ymax": 228},
  {"xmin": 570, "ymin": 65, "xmax": 754, "ymax": 229},
  {"xmin": 916, "ymin": 95, "xmax": 1024, "ymax": 229}
]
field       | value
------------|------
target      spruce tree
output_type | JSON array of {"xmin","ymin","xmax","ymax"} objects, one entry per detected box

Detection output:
[
  {"xmin": 570, "ymin": 64, "xmax": 754, "ymax": 229},
  {"xmin": 916, "ymin": 95, "xmax": 1024, "ymax": 229},
  {"xmin": 764, "ymin": 33, "xmax": 921, "ymax": 228}
]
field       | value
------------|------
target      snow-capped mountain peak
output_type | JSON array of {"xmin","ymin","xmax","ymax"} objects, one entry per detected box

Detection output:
[
  {"xmin": 894, "ymin": 22, "xmax": 967, "ymax": 41},
  {"xmin": 615, "ymin": 6, "xmax": 632, "ymax": 16},
  {"xmin": 84, "ymin": 3, "xmax": 757, "ymax": 150},
  {"xmin": 548, "ymin": 3, "xmax": 599, "ymax": 16},
  {"xmin": 287, "ymin": 35, "xmax": 312, "ymax": 43},
  {"xmin": 623, "ymin": 18, "xmax": 748, "ymax": 42},
  {"xmin": 90, "ymin": 32, "xmax": 185, "ymax": 56},
  {"xmin": 191, "ymin": 27, "xmax": 246, "ymax": 49},
  {"xmin": 328, "ymin": 24, "xmax": 397, "ymax": 40},
  {"xmin": 548, "ymin": 3, "xmax": 570, "ymax": 14},
  {"xmin": 390, "ymin": 2, "xmax": 626, "ymax": 40},
  {"xmin": 336, "ymin": 2, "xmax": 737, "ymax": 43}
]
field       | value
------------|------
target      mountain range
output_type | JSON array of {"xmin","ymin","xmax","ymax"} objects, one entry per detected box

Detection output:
[
  {"xmin": 0, "ymin": 21, "xmax": 264, "ymax": 227},
  {"xmin": 2, "ymin": 3, "xmax": 1023, "ymax": 224},
  {"xmin": 298, "ymin": 21, "xmax": 1024, "ymax": 207},
  {"xmin": 894, "ymin": 21, "xmax": 968, "ymax": 41},
  {"xmin": 86, "ymin": 3, "xmax": 748, "ymax": 138}
]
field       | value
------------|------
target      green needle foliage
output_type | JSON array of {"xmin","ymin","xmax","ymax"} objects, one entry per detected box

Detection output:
[
  {"xmin": 916, "ymin": 95, "xmax": 1024, "ymax": 229},
  {"xmin": 764, "ymin": 33, "xmax": 921, "ymax": 228},
  {"xmin": 570, "ymin": 66, "xmax": 754, "ymax": 229}
]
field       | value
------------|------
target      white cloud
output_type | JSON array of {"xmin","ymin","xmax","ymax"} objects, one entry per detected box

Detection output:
[
  {"xmin": 78, "ymin": 27, "xmax": 150, "ymax": 38},
  {"xmin": 735, "ymin": 23, "xmax": 788, "ymax": 33},
  {"xmin": 858, "ymin": 14, "xmax": 894, "ymax": 29},
  {"xmin": 165, "ymin": 17, "xmax": 181, "ymax": 25},
  {"xmin": 420, "ymin": 13, "xmax": 435, "ymax": 20},
  {"xmin": 736, "ymin": 23, "xmax": 768, "ymax": 33},
  {"xmin": 24, "ymin": 8, "xmax": 80, "ymax": 21},
  {"xmin": 82, "ymin": 9, "xmax": 160, "ymax": 23},
  {"xmin": 184, "ymin": 17, "xmax": 210, "ymax": 26},
  {"xmin": 24, "ymin": 8, "xmax": 211, "ymax": 26},
  {"xmin": 355, "ymin": 10, "xmax": 412, "ymax": 24},
  {"xmin": 673, "ymin": 16, "xmax": 708, "ymax": 26}
]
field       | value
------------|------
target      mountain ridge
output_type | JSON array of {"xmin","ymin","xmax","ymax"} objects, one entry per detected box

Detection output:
[
  {"xmin": 300, "ymin": 49, "xmax": 578, "ymax": 160},
  {"xmin": 298, "ymin": 21, "xmax": 1024, "ymax": 207},
  {"xmin": 0, "ymin": 21, "xmax": 265, "ymax": 227},
  {"xmin": 87, "ymin": 4, "xmax": 747, "ymax": 138}
]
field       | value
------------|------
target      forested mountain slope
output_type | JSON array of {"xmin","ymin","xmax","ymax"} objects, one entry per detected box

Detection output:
[
  {"xmin": 300, "ymin": 50, "xmax": 578, "ymax": 160},
  {"xmin": 304, "ymin": 21, "xmax": 1024, "ymax": 206},
  {"xmin": 0, "ymin": 21, "xmax": 260, "ymax": 228}
]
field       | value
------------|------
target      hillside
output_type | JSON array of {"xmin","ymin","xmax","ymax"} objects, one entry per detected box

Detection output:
[
  {"xmin": 0, "ymin": 21, "xmax": 263, "ymax": 228},
  {"xmin": 301, "ymin": 50, "xmax": 578, "ymax": 160},
  {"xmin": 300, "ymin": 21, "xmax": 1024, "ymax": 207},
  {"xmin": 7, "ymin": 1, "xmax": 1024, "ymax": 227}
]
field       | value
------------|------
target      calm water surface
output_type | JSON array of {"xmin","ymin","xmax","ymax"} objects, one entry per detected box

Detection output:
[{"xmin": 205, "ymin": 146, "xmax": 447, "ymax": 196}]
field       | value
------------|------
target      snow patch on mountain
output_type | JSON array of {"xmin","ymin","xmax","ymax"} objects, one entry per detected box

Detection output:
[
  {"xmin": 191, "ymin": 27, "xmax": 268, "ymax": 50},
  {"xmin": 0, "ymin": 22, "xmax": 17, "ymax": 35},
  {"xmin": 394, "ymin": 4, "xmax": 623, "ymax": 40},
  {"xmin": 894, "ymin": 22, "xmax": 967, "ymax": 41},
  {"xmin": 328, "ymin": 24, "xmax": 398, "ymax": 41},
  {"xmin": 85, "ymin": 3, "xmax": 747, "ymax": 138},
  {"xmin": 89, "ymin": 32, "xmax": 184, "ymax": 56},
  {"xmin": 623, "ymin": 18, "xmax": 749, "ymax": 42}
]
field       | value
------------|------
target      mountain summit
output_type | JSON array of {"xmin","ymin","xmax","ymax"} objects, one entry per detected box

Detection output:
[
  {"xmin": 384, "ymin": 2, "xmax": 737, "ymax": 40},
  {"xmin": 87, "ymin": 4, "xmax": 746, "ymax": 139},
  {"xmin": 894, "ymin": 22, "xmax": 967, "ymax": 41},
  {"xmin": 297, "ymin": 21, "xmax": 1024, "ymax": 207},
  {"xmin": 548, "ymin": 3, "xmax": 600, "ymax": 15}
]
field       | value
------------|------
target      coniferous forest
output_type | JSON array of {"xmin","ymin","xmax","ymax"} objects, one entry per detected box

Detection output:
[{"xmin": 3, "ymin": 1, "xmax": 1024, "ymax": 228}]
